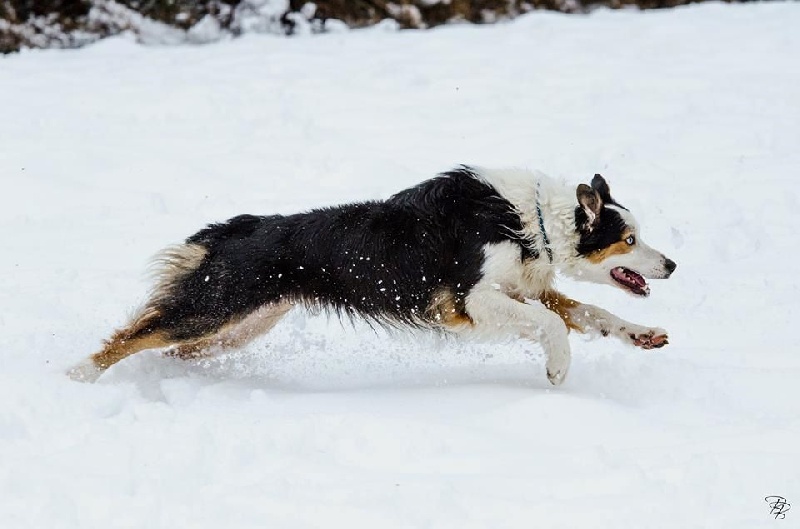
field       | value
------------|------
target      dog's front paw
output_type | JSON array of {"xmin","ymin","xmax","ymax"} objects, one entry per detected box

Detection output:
[
  {"xmin": 545, "ymin": 345, "xmax": 571, "ymax": 386},
  {"xmin": 547, "ymin": 367, "xmax": 568, "ymax": 386},
  {"xmin": 629, "ymin": 328, "xmax": 669, "ymax": 350}
]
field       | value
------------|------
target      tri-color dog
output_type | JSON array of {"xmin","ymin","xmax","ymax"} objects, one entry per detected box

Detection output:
[{"xmin": 68, "ymin": 166, "xmax": 676, "ymax": 385}]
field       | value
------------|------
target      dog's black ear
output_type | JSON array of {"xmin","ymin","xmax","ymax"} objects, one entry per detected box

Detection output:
[
  {"xmin": 591, "ymin": 174, "xmax": 613, "ymax": 204},
  {"xmin": 577, "ymin": 184, "xmax": 603, "ymax": 229}
]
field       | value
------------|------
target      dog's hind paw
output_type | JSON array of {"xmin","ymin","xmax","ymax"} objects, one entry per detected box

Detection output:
[
  {"xmin": 67, "ymin": 359, "xmax": 104, "ymax": 383},
  {"xmin": 629, "ymin": 328, "xmax": 669, "ymax": 350}
]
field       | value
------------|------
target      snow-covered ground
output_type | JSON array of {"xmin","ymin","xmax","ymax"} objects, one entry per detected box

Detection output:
[{"xmin": 2, "ymin": 2, "xmax": 799, "ymax": 527}]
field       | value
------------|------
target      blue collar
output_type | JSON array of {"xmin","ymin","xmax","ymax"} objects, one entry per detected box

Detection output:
[{"xmin": 535, "ymin": 181, "xmax": 553, "ymax": 263}]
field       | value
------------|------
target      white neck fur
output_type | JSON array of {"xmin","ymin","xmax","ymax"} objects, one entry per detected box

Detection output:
[{"xmin": 473, "ymin": 167, "xmax": 581, "ymax": 266}]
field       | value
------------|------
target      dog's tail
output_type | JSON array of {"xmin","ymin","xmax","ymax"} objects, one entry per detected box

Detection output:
[
  {"xmin": 140, "ymin": 214, "xmax": 264, "ymax": 318},
  {"xmin": 184, "ymin": 214, "xmax": 263, "ymax": 248},
  {"xmin": 146, "ymin": 243, "xmax": 208, "ymax": 307}
]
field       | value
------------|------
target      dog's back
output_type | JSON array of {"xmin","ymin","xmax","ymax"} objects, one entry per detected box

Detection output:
[{"xmin": 164, "ymin": 168, "xmax": 526, "ymax": 332}]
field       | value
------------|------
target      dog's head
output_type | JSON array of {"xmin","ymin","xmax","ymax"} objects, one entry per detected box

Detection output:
[{"xmin": 564, "ymin": 174, "xmax": 676, "ymax": 297}]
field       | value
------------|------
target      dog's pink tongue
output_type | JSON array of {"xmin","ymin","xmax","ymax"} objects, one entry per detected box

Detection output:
[
  {"xmin": 613, "ymin": 267, "xmax": 646, "ymax": 288},
  {"xmin": 627, "ymin": 269, "xmax": 646, "ymax": 288}
]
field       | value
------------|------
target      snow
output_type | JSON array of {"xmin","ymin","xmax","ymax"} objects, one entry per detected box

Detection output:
[{"xmin": 1, "ymin": 2, "xmax": 800, "ymax": 527}]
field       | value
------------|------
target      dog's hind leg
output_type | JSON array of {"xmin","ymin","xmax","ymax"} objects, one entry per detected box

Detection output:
[
  {"xmin": 463, "ymin": 288, "xmax": 571, "ymax": 386},
  {"xmin": 540, "ymin": 290, "xmax": 669, "ymax": 350},
  {"xmin": 67, "ymin": 309, "xmax": 175, "ymax": 382},
  {"xmin": 164, "ymin": 302, "xmax": 294, "ymax": 360},
  {"xmin": 68, "ymin": 303, "xmax": 293, "ymax": 381},
  {"xmin": 68, "ymin": 239, "xmax": 294, "ymax": 382}
]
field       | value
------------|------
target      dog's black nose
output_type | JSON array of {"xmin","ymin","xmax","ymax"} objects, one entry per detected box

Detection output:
[{"xmin": 664, "ymin": 258, "xmax": 677, "ymax": 277}]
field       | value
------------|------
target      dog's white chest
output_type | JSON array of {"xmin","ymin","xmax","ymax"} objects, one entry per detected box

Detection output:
[{"xmin": 480, "ymin": 241, "xmax": 555, "ymax": 298}]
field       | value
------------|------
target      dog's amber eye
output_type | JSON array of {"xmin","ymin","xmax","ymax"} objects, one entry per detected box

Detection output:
[{"xmin": 625, "ymin": 235, "xmax": 636, "ymax": 245}]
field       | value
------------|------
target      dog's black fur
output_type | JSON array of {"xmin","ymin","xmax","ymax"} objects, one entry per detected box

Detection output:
[
  {"xmin": 154, "ymin": 166, "xmax": 532, "ymax": 341},
  {"xmin": 574, "ymin": 202, "xmax": 629, "ymax": 256}
]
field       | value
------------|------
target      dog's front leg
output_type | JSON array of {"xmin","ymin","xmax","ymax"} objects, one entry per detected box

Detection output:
[
  {"xmin": 465, "ymin": 289, "xmax": 571, "ymax": 385},
  {"xmin": 540, "ymin": 291, "xmax": 668, "ymax": 350}
]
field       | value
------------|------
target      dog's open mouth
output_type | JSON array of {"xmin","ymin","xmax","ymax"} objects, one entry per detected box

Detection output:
[{"xmin": 611, "ymin": 267, "xmax": 650, "ymax": 297}]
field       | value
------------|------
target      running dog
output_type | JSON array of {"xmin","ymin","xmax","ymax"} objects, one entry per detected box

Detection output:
[{"xmin": 68, "ymin": 166, "xmax": 676, "ymax": 385}]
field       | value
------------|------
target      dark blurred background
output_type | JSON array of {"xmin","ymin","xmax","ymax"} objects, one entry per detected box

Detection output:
[{"xmin": 1, "ymin": 0, "xmax": 749, "ymax": 54}]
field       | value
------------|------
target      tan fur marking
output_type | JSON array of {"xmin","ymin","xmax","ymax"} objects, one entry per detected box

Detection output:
[
  {"xmin": 166, "ymin": 303, "xmax": 293, "ymax": 360},
  {"xmin": 88, "ymin": 308, "xmax": 170, "ymax": 369},
  {"xmin": 586, "ymin": 230, "xmax": 634, "ymax": 264},
  {"xmin": 539, "ymin": 291, "xmax": 583, "ymax": 333},
  {"xmin": 91, "ymin": 330, "xmax": 171, "ymax": 369},
  {"xmin": 426, "ymin": 288, "xmax": 474, "ymax": 328}
]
